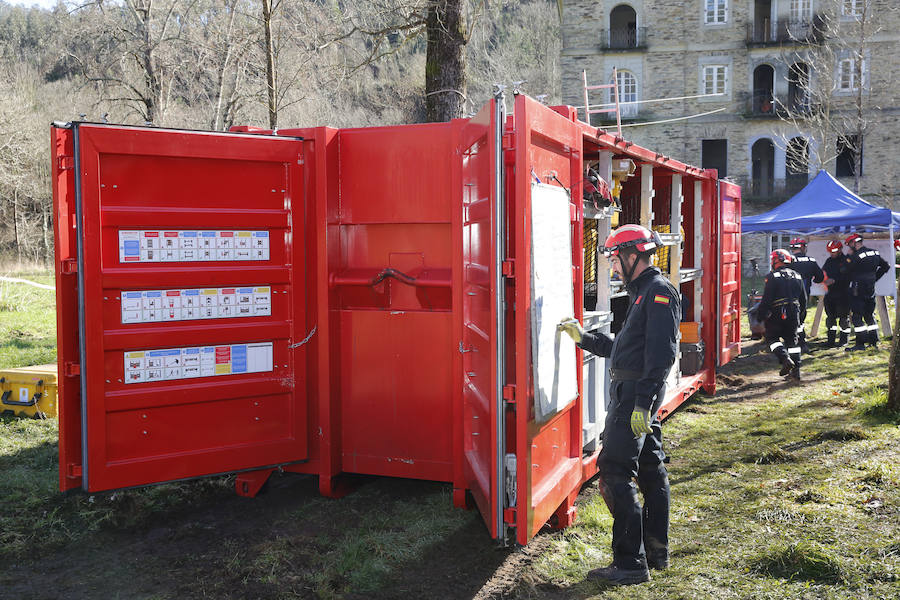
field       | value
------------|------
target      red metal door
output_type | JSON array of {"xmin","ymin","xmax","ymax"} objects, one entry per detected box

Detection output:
[
  {"xmin": 55, "ymin": 123, "xmax": 307, "ymax": 492},
  {"xmin": 510, "ymin": 95, "xmax": 585, "ymax": 545},
  {"xmin": 717, "ymin": 180, "xmax": 742, "ymax": 365},
  {"xmin": 460, "ymin": 99, "xmax": 505, "ymax": 540}
]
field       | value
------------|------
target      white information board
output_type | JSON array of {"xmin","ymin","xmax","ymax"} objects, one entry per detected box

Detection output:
[
  {"xmin": 121, "ymin": 286, "xmax": 272, "ymax": 323},
  {"xmin": 118, "ymin": 230, "xmax": 270, "ymax": 263},
  {"xmin": 124, "ymin": 341, "xmax": 273, "ymax": 384},
  {"xmin": 530, "ymin": 183, "xmax": 578, "ymax": 422},
  {"xmin": 807, "ymin": 238, "xmax": 896, "ymax": 297}
]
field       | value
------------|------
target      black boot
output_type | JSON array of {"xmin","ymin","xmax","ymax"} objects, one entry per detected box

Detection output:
[
  {"xmin": 588, "ymin": 563, "xmax": 651, "ymax": 585},
  {"xmin": 826, "ymin": 330, "xmax": 836, "ymax": 348},
  {"xmin": 838, "ymin": 330, "xmax": 849, "ymax": 347},
  {"xmin": 779, "ymin": 355, "xmax": 795, "ymax": 376},
  {"xmin": 790, "ymin": 360, "xmax": 801, "ymax": 380},
  {"xmin": 869, "ymin": 327, "xmax": 879, "ymax": 348},
  {"xmin": 846, "ymin": 330, "xmax": 866, "ymax": 352}
]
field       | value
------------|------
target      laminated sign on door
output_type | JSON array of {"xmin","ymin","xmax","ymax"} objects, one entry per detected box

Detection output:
[
  {"xmin": 120, "ymin": 286, "xmax": 272, "ymax": 323},
  {"xmin": 118, "ymin": 230, "xmax": 270, "ymax": 262},
  {"xmin": 123, "ymin": 342, "xmax": 274, "ymax": 384}
]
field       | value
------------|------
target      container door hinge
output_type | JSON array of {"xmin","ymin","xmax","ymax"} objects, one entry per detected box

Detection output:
[
  {"xmin": 64, "ymin": 362, "xmax": 81, "ymax": 377},
  {"xmin": 58, "ymin": 155, "xmax": 74, "ymax": 170},
  {"xmin": 67, "ymin": 463, "xmax": 83, "ymax": 479},
  {"xmin": 61, "ymin": 258, "xmax": 77, "ymax": 274},
  {"xmin": 502, "ymin": 259, "xmax": 515, "ymax": 278},
  {"xmin": 501, "ymin": 132, "xmax": 514, "ymax": 150},
  {"xmin": 503, "ymin": 507, "xmax": 517, "ymax": 524},
  {"xmin": 503, "ymin": 384, "xmax": 516, "ymax": 406}
]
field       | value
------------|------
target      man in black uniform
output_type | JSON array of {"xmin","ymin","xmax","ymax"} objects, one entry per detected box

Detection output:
[
  {"xmin": 788, "ymin": 238, "xmax": 824, "ymax": 351},
  {"xmin": 559, "ymin": 224, "xmax": 679, "ymax": 586},
  {"xmin": 757, "ymin": 249, "xmax": 806, "ymax": 379},
  {"xmin": 844, "ymin": 233, "xmax": 890, "ymax": 350},
  {"xmin": 821, "ymin": 240, "xmax": 852, "ymax": 347}
]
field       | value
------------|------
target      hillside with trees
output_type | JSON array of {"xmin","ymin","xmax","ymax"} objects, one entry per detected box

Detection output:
[{"xmin": 0, "ymin": 0, "xmax": 560, "ymax": 263}]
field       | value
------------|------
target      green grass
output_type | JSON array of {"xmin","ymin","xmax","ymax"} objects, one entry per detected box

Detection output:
[{"xmin": 0, "ymin": 271, "xmax": 57, "ymax": 368}]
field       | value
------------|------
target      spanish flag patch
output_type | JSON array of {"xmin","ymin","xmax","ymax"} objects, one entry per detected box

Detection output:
[{"xmin": 653, "ymin": 294, "xmax": 670, "ymax": 305}]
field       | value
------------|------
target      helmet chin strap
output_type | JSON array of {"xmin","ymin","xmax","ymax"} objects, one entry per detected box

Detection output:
[{"xmin": 622, "ymin": 252, "xmax": 640, "ymax": 284}]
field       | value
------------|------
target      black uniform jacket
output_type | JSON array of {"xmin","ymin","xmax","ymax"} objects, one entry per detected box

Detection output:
[
  {"xmin": 577, "ymin": 267, "xmax": 680, "ymax": 411},
  {"xmin": 848, "ymin": 245, "xmax": 890, "ymax": 290},
  {"xmin": 757, "ymin": 267, "xmax": 806, "ymax": 321},
  {"xmin": 790, "ymin": 254, "xmax": 824, "ymax": 297},
  {"xmin": 822, "ymin": 254, "xmax": 851, "ymax": 297}
]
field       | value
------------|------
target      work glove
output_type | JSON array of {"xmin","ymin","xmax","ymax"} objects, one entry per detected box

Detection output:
[
  {"xmin": 630, "ymin": 407, "xmax": 653, "ymax": 437},
  {"xmin": 558, "ymin": 318, "xmax": 584, "ymax": 343}
]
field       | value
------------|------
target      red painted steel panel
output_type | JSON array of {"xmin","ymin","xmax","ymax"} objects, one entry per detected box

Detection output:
[
  {"xmin": 718, "ymin": 181, "xmax": 742, "ymax": 365},
  {"xmin": 338, "ymin": 310, "xmax": 453, "ymax": 481},
  {"xmin": 51, "ymin": 126, "xmax": 83, "ymax": 492},
  {"xmin": 460, "ymin": 100, "xmax": 501, "ymax": 539},
  {"xmin": 65, "ymin": 124, "xmax": 307, "ymax": 492},
  {"xmin": 511, "ymin": 95, "xmax": 585, "ymax": 546}
]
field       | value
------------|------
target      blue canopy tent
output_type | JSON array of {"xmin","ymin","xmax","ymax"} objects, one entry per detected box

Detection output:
[
  {"xmin": 743, "ymin": 170, "xmax": 894, "ymax": 234},
  {"xmin": 742, "ymin": 170, "xmax": 896, "ymax": 336}
]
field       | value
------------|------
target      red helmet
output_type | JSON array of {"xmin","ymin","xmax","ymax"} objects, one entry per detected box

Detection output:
[
  {"xmin": 826, "ymin": 240, "xmax": 843, "ymax": 253},
  {"xmin": 789, "ymin": 238, "xmax": 807, "ymax": 248},
  {"xmin": 845, "ymin": 233, "xmax": 863, "ymax": 245},
  {"xmin": 894, "ymin": 239, "xmax": 900, "ymax": 251},
  {"xmin": 771, "ymin": 249, "xmax": 793, "ymax": 268},
  {"xmin": 603, "ymin": 224, "xmax": 662, "ymax": 257}
]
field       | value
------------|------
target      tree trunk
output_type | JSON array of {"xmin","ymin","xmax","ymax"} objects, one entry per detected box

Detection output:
[
  {"xmin": 425, "ymin": 0, "xmax": 466, "ymax": 123},
  {"xmin": 262, "ymin": 0, "xmax": 277, "ymax": 130}
]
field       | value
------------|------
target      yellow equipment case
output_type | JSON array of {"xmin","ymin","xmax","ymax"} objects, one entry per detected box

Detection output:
[{"xmin": 0, "ymin": 364, "xmax": 59, "ymax": 419}]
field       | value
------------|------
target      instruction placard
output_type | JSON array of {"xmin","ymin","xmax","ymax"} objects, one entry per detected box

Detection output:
[
  {"xmin": 121, "ymin": 286, "xmax": 272, "ymax": 323},
  {"xmin": 118, "ymin": 230, "xmax": 270, "ymax": 263},
  {"xmin": 123, "ymin": 342, "xmax": 274, "ymax": 384}
]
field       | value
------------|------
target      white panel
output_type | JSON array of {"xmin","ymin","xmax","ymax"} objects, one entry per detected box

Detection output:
[{"xmin": 530, "ymin": 183, "xmax": 578, "ymax": 422}]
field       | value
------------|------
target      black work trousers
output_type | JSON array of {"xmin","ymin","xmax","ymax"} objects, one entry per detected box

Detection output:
[
  {"xmin": 849, "ymin": 284, "xmax": 878, "ymax": 346},
  {"xmin": 596, "ymin": 380, "xmax": 669, "ymax": 571},
  {"xmin": 764, "ymin": 306, "xmax": 801, "ymax": 369},
  {"xmin": 824, "ymin": 293, "xmax": 850, "ymax": 344}
]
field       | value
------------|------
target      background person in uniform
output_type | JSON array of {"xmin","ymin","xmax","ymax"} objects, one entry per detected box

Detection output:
[
  {"xmin": 821, "ymin": 240, "xmax": 852, "ymax": 347},
  {"xmin": 756, "ymin": 249, "xmax": 806, "ymax": 379},
  {"xmin": 559, "ymin": 224, "xmax": 679, "ymax": 586},
  {"xmin": 844, "ymin": 233, "xmax": 890, "ymax": 351},
  {"xmin": 787, "ymin": 238, "xmax": 823, "ymax": 351}
]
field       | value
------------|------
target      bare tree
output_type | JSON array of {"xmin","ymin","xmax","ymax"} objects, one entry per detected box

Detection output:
[{"xmin": 775, "ymin": 0, "xmax": 893, "ymax": 194}]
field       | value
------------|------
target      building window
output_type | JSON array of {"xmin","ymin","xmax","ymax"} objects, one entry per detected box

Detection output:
[
  {"xmin": 786, "ymin": 137, "xmax": 809, "ymax": 193},
  {"xmin": 838, "ymin": 58, "xmax": 866, "ymax": 91},
  {"xmin": 704, "ymin": 0, "xmax": 727, "ymax": 24},
  {"xmin": 608, "ymin": 4, "xmax": 638, "ymax": 49},
  {"xmin": 701, "ymin": 140, "xmax": 727, "ymax": 177},
  {"xmin": 836, "ymin": 135, "xmax": 863, "ymax": 177},
  {"xmin": 613, "ymin": 70, "xmax": 638, "ymax": 117},
  {"xmin": 842, "ymin": 0, "xmax": 861, "ymax": 17},
  {"xmin": 791, "ymin": 0, "xmax": 812, "ymax": 20},
  {"xmin": 702, "ymin": 65, "xmax": 727, "ymax": 95}
]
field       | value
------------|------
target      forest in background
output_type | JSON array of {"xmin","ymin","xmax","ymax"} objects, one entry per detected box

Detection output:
[{"xmin": 0, "ymin": 0, "xmax": 560, "ymax": 263}]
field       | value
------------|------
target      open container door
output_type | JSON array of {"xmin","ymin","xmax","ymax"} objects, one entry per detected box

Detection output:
[
  {"xmin": 509, "ymin": 95, "xmax": 585, "ymax": 546},
  {"xmin": 717, "ymin": 180, "xmax": 742, "ymax": 366},
  {"xmin": 460, "ymin": 98, "xmax": 507, "ymax": 541},
  {"xmin": 52, "ymin": 123, "xmax": 307, "ymax": 492}
]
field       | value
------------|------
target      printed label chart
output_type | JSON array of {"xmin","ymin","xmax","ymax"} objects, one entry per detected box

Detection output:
[
  {"xmin": 123, "ymin": 342, "xmax": 274, "ymax": 384},
  {"xmin": 118, "ymin": 230, "xmax": 270, "ymax": 263},
  {"xmin": 121, "ymin": 287, "xmax": 272, "ymax": 323}
]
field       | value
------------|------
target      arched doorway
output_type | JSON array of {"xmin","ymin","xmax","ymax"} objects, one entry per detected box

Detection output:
[
  {"xmin": 752, "ymin": 138, "xmax": 776, "ymax": 197},
  {"xmin": 786, "ymin": 137, "xmax": 809, "ymax": 193},
  {"xmin": 609, "ymin": 4, "xmax": 637, "ymax": 48},
  {"xmin": 752, "ymin": 64, "xmax": 775, "ymax": 114}
]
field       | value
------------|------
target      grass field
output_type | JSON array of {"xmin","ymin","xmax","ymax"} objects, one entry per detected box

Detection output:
[{"xmin": 0, "ymin": 269, "xmax": 897, "ymax": 599}]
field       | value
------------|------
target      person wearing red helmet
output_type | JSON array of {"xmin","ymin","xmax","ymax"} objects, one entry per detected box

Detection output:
[
  {"xmin": 559, "ymin": 223, "xmax": 679, "ymax": 585},
  {"xmin": 787, "ymin": 238, "xmax": 823, "ymax": 352},
  {"xmin": 756, "ymin": 249, "xmax": 806, "ymax": 379},
  {"xmin": 821, "ymin": 240, "xmax": 852, "ymax": 347},
  {"xmin": 844, "ymin": 233, "xmax": 889, "ymax": 350}
]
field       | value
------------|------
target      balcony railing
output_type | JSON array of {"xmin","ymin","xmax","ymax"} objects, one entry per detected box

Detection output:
[
  {"xmin": 599, "ymin": 27, "xmax": 647, "ymax": 50},
  {"xmin": 744, "ymin": 90, "xmax": 777, "ymax": 116},
  {"xmin": 740, "ymin": 91, "xmax": 824, "ymax": 118},
  {"xmin": 746, "ymin": 15, "xmax": 826, "ymax": 46},
  {"xmin": 749, "ymin": 178, "xmax": 788, "ymax": 199}
]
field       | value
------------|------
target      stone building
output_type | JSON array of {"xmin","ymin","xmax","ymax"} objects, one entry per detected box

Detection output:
[{"xmin": 559, "ymin": 0, "xmax": 900, "ymax": 211}]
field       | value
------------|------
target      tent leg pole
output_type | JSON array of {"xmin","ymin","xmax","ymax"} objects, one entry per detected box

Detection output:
[{"xmin": 810, "ymin": 295, "xmax": 825, "ymax": 337}]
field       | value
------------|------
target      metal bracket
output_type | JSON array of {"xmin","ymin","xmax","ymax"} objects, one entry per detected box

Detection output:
[
  {"xmin": 502, "ymin": 260, "xmax": 515, "ymax": 278},
  {"xmin": 502, "ymin": 384, "xmax": 516, "ymax": 405},
  {"xmin": 61, "ymin": 258, "xmax": 77, "ymax": 274},
  {"xmin": 64, "ymin": 362, "xmax": 81, "ymax": 377},
  {"xmin": 58, "ymin": 155, "xmax": 75, "ymax": 170}
]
